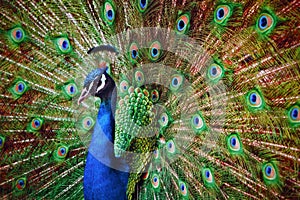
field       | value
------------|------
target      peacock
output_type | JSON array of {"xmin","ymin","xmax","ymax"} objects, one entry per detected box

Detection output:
[{"xmin": 0, "ymin": 0, "xmax": 299, "ymax": 199}]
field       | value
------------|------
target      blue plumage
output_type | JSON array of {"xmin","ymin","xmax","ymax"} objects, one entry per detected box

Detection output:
[
  {"xmin": 83, "ymin": 100, "xmax": 129, "ymax": 200},
  {"xmin": 81, "ymin": 65, "xmax": 129, "ymax": 199}
]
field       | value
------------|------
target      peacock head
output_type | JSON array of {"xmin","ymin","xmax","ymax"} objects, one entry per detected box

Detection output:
[
  {"xmin": 78, "ymin": 67, "xmax": 116, "ymax": 104},
  {"xmin": 78, "ymin": 45, "xmax": 118, "ymax": 104}
]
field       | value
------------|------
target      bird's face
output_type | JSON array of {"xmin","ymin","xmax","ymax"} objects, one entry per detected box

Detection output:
[{"xmin": 78, "ymin": 67, "xmax": 115, "ymax": 104}]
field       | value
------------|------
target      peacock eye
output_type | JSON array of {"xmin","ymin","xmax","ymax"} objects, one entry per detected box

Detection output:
[
  {"xmin": 249, "ymin": 92, "xmax": 261, "ymax": 107},
  {"xmin": 287, "ymin": 105, "xmax": 300, "ymax": 127},
  {"xmin": 82, "ymin": 116, "xmax": 95, "ymax": 131},
  {"xmin": 166, "ymin": 140, "xmax": 176, "ymax": 154},
  {"xmin": 205, "ymin": 170, "xmax": 210, "ymax": 178},
  {"xmin": 207, "ymin": 63, "xmax": 223, "ymax": 82},
  {"xmin": 54, "ymin": 145, "xmax": 69, "ymax": 160},
  {"xmin": 246, "ymin": 90, "xmax": 265, "ymax": 110},
  {"xmin": 262, "ymin": 162, "xmax": 277, "ymax": 182},
  {"xmin": 129, "ymin": 43, "xmax": 139, "ymax": 61},
  {"xmin": 16, "ymin": 178, "xmax": 26, "ymax": 190},
  {"xmin": 151, "ymin": 174, "xmax": 160, "ymax": 188},
  {"xmin": 30, "ymin": 118, "xmax": 43, "ymax": 131},
  {"xmin": 65, "ymin": 83, "xmax": 78, "ymax": 97},
  {"xmin": 10, "ymin": 27, "xmax": 25, "ymax": 43},
  {"xmin": 176, "ymin": 14, "xmax": 190, "ymax": 34},
  {"xmin": 153, "ymin": 149, "xmax": 159, "ymax": 159},
  {"xmin": 55, "ymin": 37, "xmax": 72, "ymax": 54},
  {"xmin": 134, "ymin": 70, "xmax": 145, "ymax": 86},
  {"xmin": 150, "ymin": 90, "xmax": 159, "ymax": 103},
  {"xmin": 15, "ymin": 81, "xmax": 26, "ymax": 94},
  {"xmin": 149, "ymin": 41, "xmax": 161, "ymax": 61},
  {"xmin": 9, "ymin": 79, "xmax": 29, "ymax": 99},
  {"xmin": 257, "ymin": 13, "xmax": 275, "ymax": 33},
  {"xmin": 170, "ymin": 74, "xmax": 183, "ymax": 92},
  {"xmin": 58, "ymin": 146, "xmax": 67, "ymax": 157},
  {"xmin": 0, "ymin": 136, "xmax": 4, "ymax": 149},
  {"xmin": 120, "ymin": 80, "xmax": 129, "ymax": 94},
  {"xmin": 226, "ymin": 133, "xmax": 243, "ymax": 155},
  {"xmin": 179, "ymin": 181, "xmax": 188, "ymax": 196},
  {"xmin": 202, "ymin": 168, "xmax": 215, "ymax": 186},
  {"xmin": 265, "ymin": 165, "xmax": 273, "ymax": 177},
  {"xmin": 192, "ymin": 114, "xmax": 203, "ymax": 128},
  {"xmin": 289, "ymin": 106, "xmax": 299, "ymax": 122},
  {"xmin": 159, "ymin": 113, "xmax": 169, "ymax": 128},
  {"xmin": 214, "ymin": 5, "xmax": 231, "ymax": 24},
  {"xmin": 132, "ymin": 50, "xmax": 137, "ymax": 58},
  {"xmin": 104, "ymin": 1, "xmax": 115, "ymax": 24},
  {"xmin": 191, "ymin": 113, "xmax": 206, "ymax": 134},
  {"xmin": 137, "ymin": 0, "xmax": 148, "ymax": 12}
]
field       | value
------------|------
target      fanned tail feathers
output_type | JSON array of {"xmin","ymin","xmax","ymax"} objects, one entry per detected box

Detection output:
[{"xmin": 0, "ymin": 0, "xmax": 300, "ymax": 199}]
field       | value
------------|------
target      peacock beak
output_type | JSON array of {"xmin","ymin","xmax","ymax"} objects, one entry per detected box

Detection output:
[
  {"xmin": 77, "ymin": 87, "xmax": 90, "ymax": 105},
  {"xmin": 78, "ymin": 78, "xmax": 98, "ymax": 105}
]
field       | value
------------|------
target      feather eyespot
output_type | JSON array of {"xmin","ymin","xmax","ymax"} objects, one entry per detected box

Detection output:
[
  {"xmin": 214, "ymin": 5, "xmax": 231, "ymax": 24},
  {"xmin": 103, "ymin": 1, "xmax": 115, "ymax": 24},
  {"xmin": 262, "ymin": 162, "xmax": 279, "ymax": 185},
  {"xmin": 191, "ymin": 113, "xmax": 205, "ymax": 133},
  {"xmin": 30, "ymin": 118, "xmax": 43, "ymax": 131},
  {"xmin": 289, "ymin": 106, "xmax": 299, "ymax": 122},
  {"xmin": 149, "ymin": 41, "xmax": 161, "ymax": 61},
  {"xmin": 170, "ymin": 74, "xmax": 183, "ymax": 92},
  {"xmin": 32, "ymin": 119, "xmax": 41, "ymax": 129},
  {"xmin": 205, "ymin": 170, "xmax": 211, "ymax": 180},
  {"xmin": 159, "ymin": 113, "xmax": 169, "ymax": 128},
  {"xmin": 153, "ymin": 149, "xmax": 159, "ymax": 159},
  {"xmin": 57, "ymin": 146, "xmax": 68, "ymax": 157},
  {"xmin": 15, "ymin": 81, "xmax": 26, "ymax": 94},
  {"xmin": 135, "ymin": 70, "xmax": 145, "ymax": 86},
  {"xmin": 151, "ymin": 174, "xmax": 160, "ymax": 188},
  {"xmin": 230, "ymin": 137, "xmax": 238, "ymax": 148},
  {"xmin": 64, "ymin": 83, "xmax": 78, "ymax": 97},
  {"xmin": 265, "ymin": 165, "xmax": 275, "ymax": 179},
  {"xmin": 179, "ymin": 181, "xmax": 188, "ymax": 196},
  {"xmin": 9, "ymin": 79, "xmax": 29, "ymax": 99},
  {"xmin": 16, "ymin": 178, "xmax": 26, "ymax": 190},
  {"xmin": 207, "ymin": 63, "xmax": 223, "ymax": 82},
  {"xmin": 54, "ymin": 145, "xmax": 69, "ymax": 160},
  {"xmin": 82, "ymin": 117, "xmax": 94, "ymax": 131},
  {"xmin": 291, "ymin": 108, "xmax": 299, "ymax": 120},
  {"xmin": 176, "ymin": 14, "xmax": 190, "ymax": 34},
  {"xmin": 256, "ymin": 13, "xmax": 276, "ymax": 34},
  {"xmin": 0, "ymin": 136, "xmax": 4, "ymax": 149},
  {"xmin": 10, "ymin": 27, "xmax": 25, "ymax": 43},
  {"xmin": 137, "ymin": 0, "xmax": 148, "ymax": 12},
  {"xmin": 226, "ymin": 133, "xmax": 243, "ymax": 155},
  {"xmin": 150, "ymin": 90, "xmax": 159, "ymax": 103},
  {"xmin": 166, "ymin": 140, "xmax": 175, "ymax": 154},
  {"xmin": 55, "ymin": 37, "xmax": 72, "ymax": 54},
  {"xmin": 202, "ymin": 168, "xmax": 215, "ymax": 186},
  {"xmin": 249, "ymin": 92, "xmax": 261, "ymax": 107},
  {"xmin": 120, "ymin": 80, "xmax": 129, "ymax": 94},
  {"xmin": 246, "ymin": 90, "xmax": 264, "ymax": 110},
  {"xmin": 129, "ymin": 43, "xmax": 139, "ymax": 61},
  {"xmin": 192, "ymin": 114, "xmax": 204, "ymax": 129},
  {"xmin": 258, "ymin": 14, "xmax": 273, "ymax": 31},
  {"xmin": 287, "ymin": 105, "xmax": 300, "ymax": 127}
]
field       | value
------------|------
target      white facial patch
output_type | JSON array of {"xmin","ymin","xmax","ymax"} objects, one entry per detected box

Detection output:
[{"xmin": 96, "ymin": 74, "xmax": 106, "ymax": 92}]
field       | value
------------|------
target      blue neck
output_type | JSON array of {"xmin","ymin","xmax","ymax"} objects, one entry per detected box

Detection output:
[{"xmin": 83, "ymin": 99, "xmax": 129, "ymax": 200}]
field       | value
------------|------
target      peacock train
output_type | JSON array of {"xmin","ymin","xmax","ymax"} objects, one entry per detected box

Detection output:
[{"xmin": 0, "ymin": 0, "xmax": 299, "ymax": 199}]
